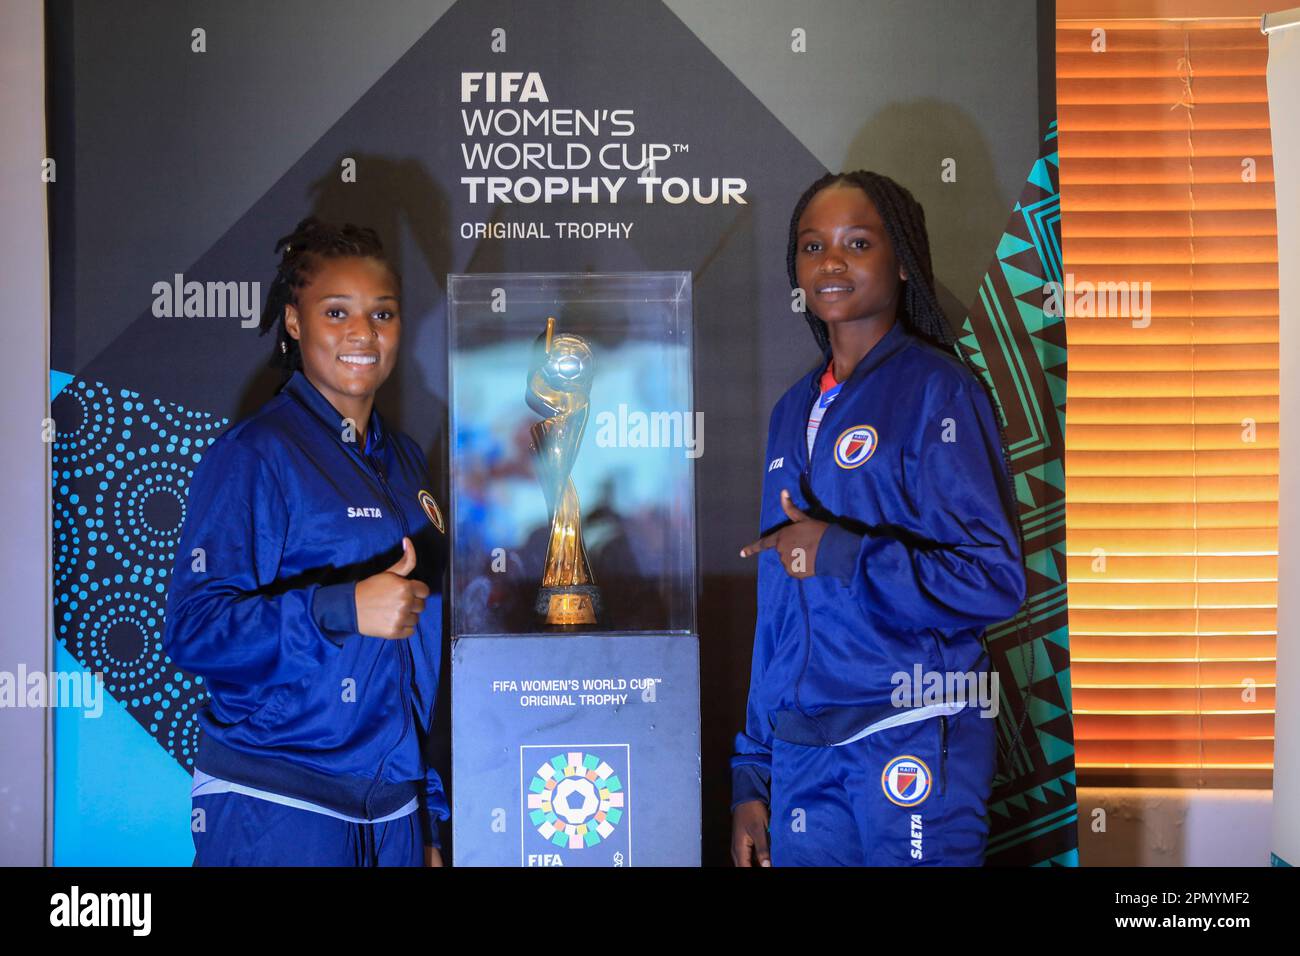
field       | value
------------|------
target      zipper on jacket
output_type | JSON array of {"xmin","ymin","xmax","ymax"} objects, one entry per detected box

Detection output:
[
  {"xmin": 801, "ymin": 371, "xmax": 824, "ymax": 484},
  {"xmin": 359, "ymin": 447, "xmax": 416, "ymax": 813},
  {"xmin": 279, "ymin": 382, "xmax": 418, "ymax": 815},
  {"xmin": 790, "ymin": 376, "xmax": 825, "ymax": 725},
  {"xmin": 939, "ymin": 715, "xmax": 949, "ymax": 796},
  {"xmin": 367, "ymin": 449, "xmax": 418, "ymax": 696},
  {"xmin": 784, "ymin": 336, "xmax": 915, "ymax": 744},
  {"xmin": 793, "ymin": 582, "xmax": 813, "ymax": 717},
  {"xmin": 928, "ymin": 628, "xmax": 945, "ymax": 673},
  {"xmin": 791, "ymin": 368, "xmax": 838, "ymax": 722},
  {"xmin": 363, "ymin": 624, "xmax": 413, "ymax": 810}
]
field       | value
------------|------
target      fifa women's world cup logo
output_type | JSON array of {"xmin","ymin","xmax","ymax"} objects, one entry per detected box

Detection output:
[{"xmin": 526, "ymin": 317, "xmax": 602, "ymax": 626}]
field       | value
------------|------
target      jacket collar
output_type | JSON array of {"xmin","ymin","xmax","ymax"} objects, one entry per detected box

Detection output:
[
  {"xmin": 805, "ymin": 318, "xmax": 915, "ymax": 398},
  {"xmin": 281, "ymin": 370, "xmax": 386, "ymax": 455}
]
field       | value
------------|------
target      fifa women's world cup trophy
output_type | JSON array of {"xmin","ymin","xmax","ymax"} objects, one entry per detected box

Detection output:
[{"xmin": 526, "ymin": 316, "xmax": 602, "ymax": 626}]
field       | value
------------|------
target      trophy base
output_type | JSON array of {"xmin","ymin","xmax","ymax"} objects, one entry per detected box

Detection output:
[{"xmin": 536, "ymin": 585, "xmax": 602, "ymax": 626}]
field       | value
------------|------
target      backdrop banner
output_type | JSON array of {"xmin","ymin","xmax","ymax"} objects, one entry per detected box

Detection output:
[{"xmin": 46, "ymin": 0, "xmax": 1066, "ymax": 865}]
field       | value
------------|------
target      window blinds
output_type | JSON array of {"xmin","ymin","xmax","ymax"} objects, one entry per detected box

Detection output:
[{"xmin": 1058, "ymin": 15, "xmax": 1279, "ymax": 781}]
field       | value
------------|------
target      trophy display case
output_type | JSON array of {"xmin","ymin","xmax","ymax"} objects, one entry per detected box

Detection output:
[
  {"xmin": 447, "ymin": 273, "xmax": 701, "ymax": 867},
  {"xmin": 447, "ymin": 272, "xmax": 697, "ymax": 639}
]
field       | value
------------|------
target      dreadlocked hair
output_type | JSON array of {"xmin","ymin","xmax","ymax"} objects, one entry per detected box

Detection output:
[
  {"xmin": 257, "ymin": 216, "xmax": 401, "ymax": 371},
  {"xmin": 787, "ymin": 170, "xmax": 1037, "ymax": 775}
]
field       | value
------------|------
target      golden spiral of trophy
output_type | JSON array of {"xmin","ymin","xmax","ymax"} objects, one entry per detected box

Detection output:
[{"xmin": 526, "ymin": 317, "xmax": 601, "ymax": 626}]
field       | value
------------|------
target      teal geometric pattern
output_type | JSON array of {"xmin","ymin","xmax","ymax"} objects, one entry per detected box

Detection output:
[{"xmin": 957, "ymin": 121, "xmax": 1078, "ymax": 866}]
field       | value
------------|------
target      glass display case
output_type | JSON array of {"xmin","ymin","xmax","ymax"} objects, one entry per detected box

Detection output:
[{"xmin": 447, "ymin": 272, "xmax": 697, "ymax": 639}]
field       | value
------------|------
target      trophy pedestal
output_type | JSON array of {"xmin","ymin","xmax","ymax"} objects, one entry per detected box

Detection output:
[{"xmin": 450, "ymin": 633, "xmax": 701, "ymax": 867}]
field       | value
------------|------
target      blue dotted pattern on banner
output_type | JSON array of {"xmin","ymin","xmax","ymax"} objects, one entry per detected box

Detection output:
[{"xmin": 52, "ymin": 378, "xmax": 229, "ymax": 769}]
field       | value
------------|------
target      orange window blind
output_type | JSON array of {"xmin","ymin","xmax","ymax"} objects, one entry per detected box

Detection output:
[{"xmin": 1057, "ymin": 14, "xmax": 1280, "ymax": 784}]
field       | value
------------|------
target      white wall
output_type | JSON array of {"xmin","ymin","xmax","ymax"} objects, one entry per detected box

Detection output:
[
  {"xmin": 1266, "ymin": 8, "xmax": 1300, "ymax": 870},
  {"xmin": 1078, "ymin": 789, "xmax": 1274, "ymax": 866},
  {"xmin": 0, "ymin": 0, "xmax": 51, "ymax": 866}
]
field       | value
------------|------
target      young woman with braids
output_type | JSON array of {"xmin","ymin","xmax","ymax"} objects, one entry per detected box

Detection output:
[
  {"xmin": 164, "ymin": 217, "xmax": 449, "ymax": 866},
  {"xmin": 731, "ymin": 172, "xmax": 1027, "ymax": 866}
]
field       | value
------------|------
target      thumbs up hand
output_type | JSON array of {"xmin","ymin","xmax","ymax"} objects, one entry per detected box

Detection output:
[{"xmin": 355, "ymin": 537, "xmax": 430, "ymax": 639}]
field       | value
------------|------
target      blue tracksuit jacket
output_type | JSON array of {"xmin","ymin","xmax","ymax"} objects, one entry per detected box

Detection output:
[
  {"xmin": 732, "ymin": 319, "xmax": 1026, "ymax": 810},
  {"xmin": 163, "ymin": 371, "xmax": 450, "ymax": 846}
]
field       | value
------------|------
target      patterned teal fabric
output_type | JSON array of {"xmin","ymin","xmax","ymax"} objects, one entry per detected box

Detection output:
[{"xmin": 958, "ymin": 122, "xmax": 1079, "ymax": 866}]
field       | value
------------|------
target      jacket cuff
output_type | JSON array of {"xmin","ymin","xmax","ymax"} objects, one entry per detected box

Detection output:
[
  {"xmin": 731, "ymin": 762, "xmax": 771, "ymax": 811},
  {"xmin": 816, "ymin": 523, "xmax": 864, "ymax": 584},
  {"xmin": 419, "ymin": 804, "xmax": 443, "ymax": 849},
  {"xmin": 311, "ymin": 581, "xmax": 358, "ymax": 647}
]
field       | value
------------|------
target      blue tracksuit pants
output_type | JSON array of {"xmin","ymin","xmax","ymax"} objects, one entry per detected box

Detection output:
[
  {"xmin": 768, "ymin": 705, "xmax": 997, "ymax": 866},
  {"xmin": 191, "ymin": 792, "xmax": 423, "ymax": 867}
]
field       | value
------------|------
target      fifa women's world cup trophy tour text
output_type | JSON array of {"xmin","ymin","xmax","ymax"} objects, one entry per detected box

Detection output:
[{"xmin": 526, "ymin": 316, "xmax": 602, "ymax": 627}]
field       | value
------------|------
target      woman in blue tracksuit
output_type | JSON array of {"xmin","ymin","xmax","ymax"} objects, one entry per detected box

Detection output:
[
  {"xmin": 163, "ymin": 217, "xmax": 449, "ymax": 866},
  {"xmin": 732, "ymin": 172, "xmax": 1027, "ymax": 866}
]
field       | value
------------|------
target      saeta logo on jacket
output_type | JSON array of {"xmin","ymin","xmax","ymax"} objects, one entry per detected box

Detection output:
[
  {"xmin": 346, "ymin": 507, "xmax": 383, "ymax": 518},
  {"xmin": 418, "ymin": 490, "xmax": 445, "ymax": 533},
  {"xmin": 833, "ymin": 424, "xmax": 879, "ymax": 469}
]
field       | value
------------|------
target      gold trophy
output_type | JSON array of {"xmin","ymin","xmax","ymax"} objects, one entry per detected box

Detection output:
[{"xmin": 527, "ymin": 317, "xmax": 601, "ymax": 625}]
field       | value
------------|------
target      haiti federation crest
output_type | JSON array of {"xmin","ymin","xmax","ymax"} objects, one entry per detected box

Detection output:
[
  {"xmin": 834, "ymin": 424, "xmax": 879, "ymax": 469},
  {"xmin": 522, "ymin": 745, "xmax": 631, "ymax": 866},
  {"xmin": 881, "ymin": 754, "xmax": 932, "ymax": 807},
  {"xmin": 417, "ymin": 489, "xmax": 444, "ymax": 533}
]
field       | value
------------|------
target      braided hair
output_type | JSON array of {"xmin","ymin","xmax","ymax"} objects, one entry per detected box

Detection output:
[
  {"xmin": 787, "ymin": 170, "xmax": 1036, "ymax": 773},
  {"xmin": 257, "ymin": 216, "xmax": 401, "ymax": 371}
]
